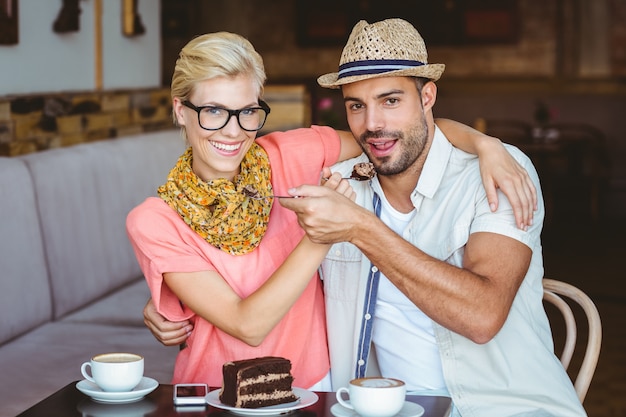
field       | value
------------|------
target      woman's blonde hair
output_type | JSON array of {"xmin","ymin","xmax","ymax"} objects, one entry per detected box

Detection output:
[{"xmin": 170, "ymin": 32, "xmax": 267, "ymax": 135}]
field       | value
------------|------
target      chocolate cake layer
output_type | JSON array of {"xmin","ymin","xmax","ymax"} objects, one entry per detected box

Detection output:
[{"xmin": 220, "ymin": 356, "xmax": 298, "ymax": 408}]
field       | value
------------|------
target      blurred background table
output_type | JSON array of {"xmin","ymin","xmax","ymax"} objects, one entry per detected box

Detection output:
[{"xmin": 483, "ymin": 119, "xmax": 610, "ymax": 223}]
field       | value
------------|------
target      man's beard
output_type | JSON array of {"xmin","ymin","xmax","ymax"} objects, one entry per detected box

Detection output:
[{"xmin": 358, "ymin": 113, "xmax": 429, "ymax": 176}]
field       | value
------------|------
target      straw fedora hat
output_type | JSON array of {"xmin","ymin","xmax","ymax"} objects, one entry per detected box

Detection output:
[{"xmin": 318, "ymin": 18, "xmax": 445, "ymax": 89}]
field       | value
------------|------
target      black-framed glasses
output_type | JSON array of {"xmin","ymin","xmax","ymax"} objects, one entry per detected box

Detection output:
[{"xmin": 182, "ymin": 100, "xmax": 271, "ymax": 132}]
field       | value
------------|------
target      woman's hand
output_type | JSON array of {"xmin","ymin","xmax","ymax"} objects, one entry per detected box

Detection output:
[
  {"xmin": 435, "ymin": 118, "xmax": 537, "ymax": 230},
  {"xmin": 476, "ymin": 136, "xmax": 538, "ymax": 230},
  {"xmin": 143, "ymin": 298, "xmax": 192, "ymax": 347}
]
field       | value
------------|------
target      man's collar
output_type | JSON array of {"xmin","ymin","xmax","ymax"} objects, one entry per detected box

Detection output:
[{"xmin": 414, "ymin": 125, "xmax": 452, "ymax": 199}]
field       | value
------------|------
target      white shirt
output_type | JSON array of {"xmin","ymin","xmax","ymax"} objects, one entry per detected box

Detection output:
[{"xmin": 321, "ymin": 126, "xmax": 586, "ymax": 417}]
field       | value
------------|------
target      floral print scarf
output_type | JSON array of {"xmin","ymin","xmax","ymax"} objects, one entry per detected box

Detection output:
[{"xmin": 158, "ymin": 143, "xmax": 272, "ymax": 255}]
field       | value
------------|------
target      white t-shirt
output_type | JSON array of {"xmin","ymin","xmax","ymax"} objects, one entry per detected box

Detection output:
[{"xmin": 372, "ymin": 191, "xmax": 446, "ymax": 391}]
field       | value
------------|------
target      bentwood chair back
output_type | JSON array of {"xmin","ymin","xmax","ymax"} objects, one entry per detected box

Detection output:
[{"xmin": 543, "ymin": 278, "xmax": 602, "ymax": 402}]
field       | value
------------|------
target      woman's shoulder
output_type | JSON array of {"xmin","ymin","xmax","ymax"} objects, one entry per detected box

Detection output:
[
  {"xmin": 258, "ymin": 126, "xmax": 339, "ymax": 152},
  {"xmin": 127, "ymin": 197, "xmax": 183, "ymax": 237},
  {"xmin": 258, "ymin": 125, "xmax": 337, "ymax": 142},
  {"xmin": 128, "ymin": 196, "xmax": 173, "ymax": 218}
]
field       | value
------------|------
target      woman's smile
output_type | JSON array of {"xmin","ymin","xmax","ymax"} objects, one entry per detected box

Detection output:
[{"xmin": 210, "ymin": 140, "xmax": 244, "ymax": 154}]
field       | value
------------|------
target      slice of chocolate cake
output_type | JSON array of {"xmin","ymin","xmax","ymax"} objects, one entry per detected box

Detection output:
[{"xmin": 219, "ymin": 356, "xmax": 298, "ymax": 408}]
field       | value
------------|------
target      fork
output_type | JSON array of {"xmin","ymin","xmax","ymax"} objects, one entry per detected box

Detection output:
[
  {"xmin": 242, "ymin": 185, "xmax": 297, "ymax": 200},
  {"xmin": 326, "ymin": 175, "xmax": 372, "ymax": 181},
  {"xmin": 244, "ymin": 194, "xmax": 297, "ymax": 200},
  {"xmin": 242, "ymin": 170, "xmax": 374, "ymax": 200}
]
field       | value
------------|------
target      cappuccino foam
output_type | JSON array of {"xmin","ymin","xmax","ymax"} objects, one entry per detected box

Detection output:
[
  {"xmin": 94, "ymin": 353, "xmax": 142, "ymax": 363},
  {"xmin": 353, "ymin": 378, "xmax": 404, "ymax": 388}
]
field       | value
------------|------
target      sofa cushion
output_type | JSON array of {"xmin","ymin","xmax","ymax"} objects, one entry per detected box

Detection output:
[
  {"xmin": 62, "ymin": 279, "xmax": 150, "ymax": 326},
  {"xmin": 0, "ymin": 157, "xmax": 52, "ymax": 345},
  {"xmin": 21, "ymin": 131, "xmax": 185, "ymax": 318},
  {"xmin": 0, "ymin": 320, "xmax": 177, "ymax": 417}
]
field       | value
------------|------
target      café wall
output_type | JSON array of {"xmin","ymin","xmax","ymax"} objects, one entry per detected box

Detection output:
[
  {"xmin": 0, "ymin": 0, "xmax": 160, "ymax": 95},
  {"xmin": 0, "ymin": 0, "xmax": 169, "ymax": 156}
]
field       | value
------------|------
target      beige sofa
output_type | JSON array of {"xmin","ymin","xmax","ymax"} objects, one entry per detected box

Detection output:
[{"xmin": 0, "ymin": 130, "xmax": 186, "ymax": 416}]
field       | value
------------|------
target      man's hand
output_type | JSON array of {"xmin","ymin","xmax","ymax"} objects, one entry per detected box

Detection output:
[
  {"xmin": 280, "ymin": 168, "xmax": 366, "ymax": 245},
  {"xmin": 143, "ymin": 298, "xmax": 192, "ymax": 347}
]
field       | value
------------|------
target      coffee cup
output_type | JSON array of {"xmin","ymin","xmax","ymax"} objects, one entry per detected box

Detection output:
[
  {"xmin": 336, "ymin": 377, "xmax": 406, "ymax": 417},
  {"xmin": 80, "ymin": 352, "xmax": 144, "ymax": 392}
]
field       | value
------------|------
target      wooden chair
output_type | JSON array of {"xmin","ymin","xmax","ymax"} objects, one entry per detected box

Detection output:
[{"xmin": 543, "ymin": 278, "xmax": 602, "ymax": 402}]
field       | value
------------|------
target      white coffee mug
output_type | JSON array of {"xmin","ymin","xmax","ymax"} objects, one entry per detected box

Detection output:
[
  {"xmin": 336, "ymin": 377, "xmax": 406, "ymax": 417},
  {"xmin": 81, "ymin": 352, "xmax": 144, "ymax": 392}
]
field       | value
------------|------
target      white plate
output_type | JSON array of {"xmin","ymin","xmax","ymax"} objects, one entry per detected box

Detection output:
[
  {"xmin": 206, "ymin": 387, "xmax": 318, "ymax": 415},
  {"xmin": 330, "ymin": 401, "xmax": 425, "ymax": 417},
  {"xmin": 76, "ymin": 377, "xmax": 159, "ymax": 404}
]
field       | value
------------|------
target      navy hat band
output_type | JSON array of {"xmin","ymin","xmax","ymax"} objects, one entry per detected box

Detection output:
[{"xmin": 338, "ymin": 59, "xmax": 425, "ymax": 79}]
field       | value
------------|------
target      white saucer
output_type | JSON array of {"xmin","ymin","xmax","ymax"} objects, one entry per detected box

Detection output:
[
  {"xmin": 77, "ymin": 397, "xmax": 157, "ymax": 416},
  {"xmin": 206, "ymin": 387, "xmax": 318, "ymax": 415},
  {"xmin": 76, "ymin": 377, "xmax": 159, "ymax": 404},
  {"xmin": 330, "ymin": 401, "xmax": 425, "ymax": 417}
]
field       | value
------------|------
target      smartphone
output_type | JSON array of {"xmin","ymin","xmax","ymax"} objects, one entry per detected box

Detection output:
[{"xmin": 173, "ymin": 383, "xmax": 208, "ymax": 406}]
